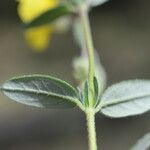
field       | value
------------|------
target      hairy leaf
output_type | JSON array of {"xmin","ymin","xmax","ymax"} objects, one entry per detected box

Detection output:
[
  {"xmin": 1, "ymin": 75, "xmax": 79, "ymax": 108},
  {"xmin": 99, "ymin": 80, "xmax": 150, "ymax": 118}
]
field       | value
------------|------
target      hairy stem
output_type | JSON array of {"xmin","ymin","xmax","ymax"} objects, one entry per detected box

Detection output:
[
  {"xmin": 80, "ymin": 5, "xmax": 95, "ymax": 106},
  {"xmin": 79, "ymin": 4, "xmax": 98, "ymax": 150},
  {"xmin": 86, "ymin": 108, "xmax": 97, "ymax": 150}
]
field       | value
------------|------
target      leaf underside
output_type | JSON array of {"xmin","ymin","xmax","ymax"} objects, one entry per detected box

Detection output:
[
  {"xmin": 100, "ymin": 80, "xmax": 150, "ymax": 118},
  {"xmin": 1, "ymin": 75, "xmax": 79, "ymax": 108}
]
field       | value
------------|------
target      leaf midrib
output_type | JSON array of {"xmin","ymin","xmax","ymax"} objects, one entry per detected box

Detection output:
[
  {"xmin": 2, "ymin": 87, "xmax": 78, "ymax": 103},
  {"xmin": 101, "ymin": 94, "xmax": 150, "ymax": 108}
]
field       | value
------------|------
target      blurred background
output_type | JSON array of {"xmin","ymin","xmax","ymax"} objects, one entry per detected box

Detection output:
[{"xmin": 0, "ymin": 0, "xmax": 150, "ymax": 149}]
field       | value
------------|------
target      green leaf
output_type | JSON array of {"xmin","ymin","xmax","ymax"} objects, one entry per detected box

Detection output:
[
  {"xmin": 1, "ymin": 75, "xmax": 80, "ymax": 108},
  {"xmin": 26, "ymin": 4, "xmax": 72, "ymax": 28},
  {"xmin": 80, "ymin": 77, "xmax": 100, "ymax": 107},
  {"xmin": 131, "ymin": 133, "xmax": 150, "ymax": 150},
  {"xmin": 88, "ymin": 0, "xmax": 108, "ymax": 7},
  {"xmin": 99, "ymin": 80, "xmax": 150, "ymax": 118},
  {"xmin": 94, "ymin": 77, "xmax": 99, "ymax": 100},
  {"xmin": 83, "ymin": 80, "xmax": 89, "ymax": 107}
]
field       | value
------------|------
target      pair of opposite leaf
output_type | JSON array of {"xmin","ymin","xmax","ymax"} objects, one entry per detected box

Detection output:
[
  {"xmin": 17, "ymin": 0, "xmax": 108, "ymax": 52},
  {"xmin": 10, "ymin": 0, "xmax": 150, "ymax": 116},
  {"xmin": 1, "ymin": 74, "xmax": 150, "ymax": 118}
]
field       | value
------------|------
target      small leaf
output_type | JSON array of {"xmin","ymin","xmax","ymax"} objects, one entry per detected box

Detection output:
[
  {"xmin": 26, "ymin": 4, "xmax": 72, "ymax": 28},
  {"xmin": 94, "ymin": 77, "xmax": 99, "ymax": 100},
  {"xmin": 131, "ymin": 133, "xmax": 150, "ymax": 150},
  {"xmin": 99, "ymin": 80, "xmax": 150, "ymax": 118},
  {"xmin": 80, "ymin": 77, "xmax": 100, "ymax": 107},
  {"xmin": 1, "ymin": 75, "xmax": 80, "ymax": 108},
  {"xmin": 83, "ymin": 80, "xmax": 89, "ymax": 107}
]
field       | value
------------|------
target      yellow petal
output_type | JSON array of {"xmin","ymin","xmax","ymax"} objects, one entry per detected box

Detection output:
[
  {"xmin": 24, "ymin": 25, "xmax": 54, "ymax": 52},
  {"xmin": 18, "ymin": 0, "xmax": 59, "ymax": 23}
]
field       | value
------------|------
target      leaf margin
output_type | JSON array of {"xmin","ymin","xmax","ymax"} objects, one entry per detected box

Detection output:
[{"xmin": 95, "ymin": 79, "xmax": 150, "ymax": 118}]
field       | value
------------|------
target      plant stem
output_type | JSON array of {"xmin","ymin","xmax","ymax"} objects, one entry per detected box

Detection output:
[
  {"xmin": 80, "ymin": 5, "xmax": 95, "ymax": 106},
  {"xmin": 79, "ymin": 4, "xmax": 97, "ymax": 150},
  {"xmin": 86, "ymin": 108, "xmax": 97, "ymax": 150}
]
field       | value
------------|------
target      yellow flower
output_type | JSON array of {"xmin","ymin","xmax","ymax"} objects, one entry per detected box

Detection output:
[{"xmin": 18, "ymin": 0, "xmax": 59, "ymax": 52}]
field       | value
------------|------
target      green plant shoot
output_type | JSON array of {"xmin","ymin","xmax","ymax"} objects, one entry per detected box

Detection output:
[{"xmin": 1, "ymin": 0, "xmax": 150, "ymax": 150}]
